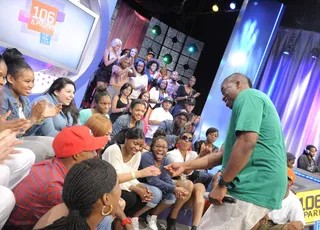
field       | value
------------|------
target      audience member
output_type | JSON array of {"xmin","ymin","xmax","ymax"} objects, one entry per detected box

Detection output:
[
  {"xmin": 157, "ymin": 110, "xmax": 189, "ymax": 150},
  {"xmin": 145, "ymin": 59, "xmax": 160, "ymax": 90},
  {"xmin": 265, "ymin": 168, "xmax": 305, "ymax": 230},
  {"xmin": 81, "ymin": 38, "xmax": 123, "ymax": 108},
  {"xmin": 155, "ymin": 66, "xmax": 169, "ymax": 80},
  {"xmin": 1, "ymin": 48, "xmax": 60, "ymax": 161},
  {"xmin": 166, "ymin": 132, "xmax": 206, "ymax": 230},
  {"xmin": 0, "ymin": 129, "xmax": 35, "ymax": 229},
  {"xmin": 34, "ymin": 159, "xmax": 127, "ymax": 230},
  {"xmin": 194, "ymin": 127, "xmax": 219, "ymax": 155},
  {"xmin": 145, "ymin": 97, "xmax": 174, "ymax": 145},
  {"xmin": 85, "ymin": 114, "xmax": 112, "ymax": 157},
  {"xmin": 149, "ymin": 79, "xmax": 168, "ymax": 109},
  {"xmin": 137, "ymin": 90, "xmax": 152, "ymax": 135},
  {"xmin": 127, "ymin": 48, "xmax": 138, "ymax": 67},
  {"xmin": 184, "ymin": 98, "xmax": 201, "ymax": 133},
  {"xmin": 110, "ymin": 83, "xmax": 132, "ymax": 123},
  {"xmin": 145, "ymin": 50, "xmax": 155, "ymax": 63},
  {"xmin": 79, "ymin": 85, "xmax": 111, "ymax": 125},
  {"xmin": 103, "ymin": 128, "xmax": 160, "ymax": 230},
  {"xmin": 107, "ymin": 57, "xmax": 134, "ymax": 100},
  {"xmin": 286, "ymin": 152, "xmax": 296, "ymax": 169},
  {"xmin": 0, "ymin": 54, "xmax": 30, "ymax": 133},
  {"xmin": 34, "ymin": 77, "xmax": 79, "ymax": 137},
  {"xmin": 297, "ymin": 145, "xmax": 319, "ymax": 173},
  {"xmin": 7, "ymin": 126, "xmax": 108, "ymax": 229},
  {"xmin": 165, "ymin": 73, "xmax": 287, "ymax": 230},
  {"xmin": 111, "ymin": 99, "xmax": 146, "ymax": 139},
  {"xmin": 139, "ymin": 135, "xmax": 190, "ymax": 230},
  {"xmin": 0, "ymin": 54, "xmax": 7, "ymax": 87},
  {"xmin": 166, "ymin": 71, "xmax": 180, "ymax": 99},
  {"xmin": 172, "ymin": 76, "xmax": 200, "ymax": 116},
  {"xmin": 97, "ymin": 38, "xmax": 123, "ymax": 88},
  {"xmin": 129, "ymin": 59, "xmax": 148, "ymax": 99}
]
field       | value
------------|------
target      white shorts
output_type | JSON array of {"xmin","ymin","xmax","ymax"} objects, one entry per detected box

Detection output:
[{"xmin": 199, "ymin": 197, "xmax": 270, "ymax": 230}]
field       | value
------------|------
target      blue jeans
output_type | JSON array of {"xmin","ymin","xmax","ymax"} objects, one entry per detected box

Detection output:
[
  {"xmin": 143, "ymin": 183, "xmax": 176, "ymax": 206},
  {"xmin": 97, "ymin": 215, "xmax": 112, "ymax": 230}
]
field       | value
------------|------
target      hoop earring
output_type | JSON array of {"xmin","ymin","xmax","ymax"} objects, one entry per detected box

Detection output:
[{"xmin": 101, "ymin": 205, "xmax": 113, "ymax": 216}]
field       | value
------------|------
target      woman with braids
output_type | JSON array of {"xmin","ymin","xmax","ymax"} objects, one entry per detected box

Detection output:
[
  {"xmin": 33, "ymin": 77, "xmax": 79, "ymax": 137},
  {"xmin": 34, "ymin": 158, "xmax": 133, "ymax": 230},
  {"xmin": 79, "ymin": 85, "xmax": 111, "ymax": 125}
]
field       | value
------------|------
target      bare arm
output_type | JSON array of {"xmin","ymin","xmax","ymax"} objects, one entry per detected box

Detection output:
[
  {"xmin": 184, "ymin": 151, "xmax": 222, "ymax": 171},
  {"xmin": 148, "ymin": 120, "xmax": 161, "ymax": 125},
  {"xmin": 221, "ymin": 131, "xmax": 258, "ymax": 182},
  {"xmin": 103, "ymin": 49, "xmax": 118, "ymax": 66}
]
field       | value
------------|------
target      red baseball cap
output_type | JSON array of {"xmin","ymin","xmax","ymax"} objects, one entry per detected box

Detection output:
[{"xmin": 53, "ymin": 126, "xmax": 108, "ymax": 158}]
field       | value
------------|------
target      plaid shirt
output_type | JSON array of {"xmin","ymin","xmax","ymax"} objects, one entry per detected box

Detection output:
[{"xmin": 8, "ymin": 158, "xmax": 68, "ymax": 228}]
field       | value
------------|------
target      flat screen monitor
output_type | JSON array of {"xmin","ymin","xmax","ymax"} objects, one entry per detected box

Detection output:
[{"xmin": 0, "ymin": 0, "xmax": 99, "ymax": 73}]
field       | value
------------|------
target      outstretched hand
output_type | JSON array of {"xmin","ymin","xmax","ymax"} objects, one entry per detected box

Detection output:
[
  {"xmin": 140, "ymin": 165, "xmax": 161, "ymax": 177},
  {"xmin": 0, "ymin": 111, "xmax": 30, "ymax": 133},
  {"xmin": 0, "ymin": 129, "xmax": 22, "ymax": 161},
  {"xmin": 164, "ymin": 162, "xmax": 185, "ymax": 177}
]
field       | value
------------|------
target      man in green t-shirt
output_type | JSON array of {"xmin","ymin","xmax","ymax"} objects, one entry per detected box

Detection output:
[{"xmin": 165, "ymin": 73, "xmax": 287, "ymax": 230}]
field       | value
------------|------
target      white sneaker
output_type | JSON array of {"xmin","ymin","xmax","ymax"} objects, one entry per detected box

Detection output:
[
  {"xmin": 132, "ymin": 217, "xmax": 140, "ymax": 230},
  {"xmin": 146, "ymin": 215, "xmax": 158, "ymax": 230}
]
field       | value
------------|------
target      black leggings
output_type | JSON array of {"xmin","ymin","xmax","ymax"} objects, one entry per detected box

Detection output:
[{"xmin": 121, "ymin": 190, "xmax": 147, "ymax": 217}]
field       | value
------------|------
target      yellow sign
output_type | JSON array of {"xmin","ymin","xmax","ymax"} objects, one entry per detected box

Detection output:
[{"xmin": 296, "ymin": 189, "xmax": 320, "ymax": 225}]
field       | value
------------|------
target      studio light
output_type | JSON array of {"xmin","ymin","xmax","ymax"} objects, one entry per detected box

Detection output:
[
  {"xmin": 229, "ymin": 2, "xmax": 236, "ymax": 10},
  {"xmin": 187, "ymin": 44, "xmax": 198, "ymax": 54},
  {"xmin": 311, "ymin": 47, "xmax": 320, "ymax": 59},
  {"xmin": 163, "ymin": 54, "xmax": 173, "ymax": 64},
  {"xmin": 283, "ymin": 46, "xmax": 294, "ymax": 55},
  {"xmin": 212, "ymin": 4, "xmax": 219, "ymax": 12},
  {"xmin": 151, "ymin": 25, "xmax": 161, "ymax": 36}
]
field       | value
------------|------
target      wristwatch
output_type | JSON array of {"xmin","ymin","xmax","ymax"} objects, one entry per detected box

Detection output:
[
  {"xmin": 121, "ymin": 217, "xmax": 132, "ymax": 227},
  {"xmin": 218, "ymin": 175, "xmax": 230, "ymax": 187}
]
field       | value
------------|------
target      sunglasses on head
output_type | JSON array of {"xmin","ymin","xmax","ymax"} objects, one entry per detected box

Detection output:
[{"xmin": 181, "ymin": 135, "xmax": 193, "ymax": 142}]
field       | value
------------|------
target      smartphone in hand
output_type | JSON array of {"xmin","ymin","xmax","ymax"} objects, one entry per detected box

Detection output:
[{"xmin": 203, "ymin": 192, "xmax": 237, "ymax": 204}]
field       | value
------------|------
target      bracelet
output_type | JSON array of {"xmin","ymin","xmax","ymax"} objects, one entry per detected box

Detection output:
[
  {"xmin": 36, "ymin": 117, "xmax": 45, "ymax": 125},
  {"xmin": 131, "ymin": 171, "xmax": 136, "ymax": 180},
  {"xmin": 121, "ymin": 217, "xmax": 132, "ymax": 227},
  {"xmin": 120, "ymin": 108, "xmax": 124, "ymax": 112}
]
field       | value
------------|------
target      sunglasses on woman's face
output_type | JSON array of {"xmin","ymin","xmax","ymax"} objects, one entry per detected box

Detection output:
[{"xmin": 181, "ymin": 135, "xmax": 193, "ymax": 142}]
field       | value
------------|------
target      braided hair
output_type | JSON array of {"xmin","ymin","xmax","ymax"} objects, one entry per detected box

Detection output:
[{"xmin": 42, "ymin": 159, "xmax": 117, "ymax": 230}]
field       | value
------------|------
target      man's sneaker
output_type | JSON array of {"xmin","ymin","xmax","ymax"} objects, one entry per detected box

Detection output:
[
  {"xmin": 146, "ymin": 215, "xmax": 158, "ymax": 230},
  {"xmin": 132, "ymin": 217, "xmax": 140, "ymax": 230}
]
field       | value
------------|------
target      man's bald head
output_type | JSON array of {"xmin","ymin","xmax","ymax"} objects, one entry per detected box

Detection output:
[
  {"xmin": 221, "ymin": 73, "xmax": 252, "ymax": 109},
  {"xmin": 223, "ymin": 73, "xmax": 252, "ymax": 88}
]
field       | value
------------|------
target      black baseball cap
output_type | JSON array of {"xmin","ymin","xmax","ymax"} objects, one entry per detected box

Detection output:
[
  {"xmin": 186, "ymin": 97, "xmax": 196, "ymax": 106},
  {"xmin": 175, "ymin": 109, "xmax": 189, "ymax": 121},
  {"xmin": 163, "ymin": 97, "xmax": 173, "ymax": 104}
]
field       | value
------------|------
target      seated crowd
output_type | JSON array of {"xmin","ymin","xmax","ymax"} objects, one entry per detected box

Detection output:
[{"xmin": 0, "ymin": 40, "xmax": 315, "ymax": 230}]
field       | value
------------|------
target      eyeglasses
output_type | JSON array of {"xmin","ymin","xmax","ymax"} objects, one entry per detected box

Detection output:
[{"xmin": 181, "ymin": 135, "xmax": 193, "ymax": 142}]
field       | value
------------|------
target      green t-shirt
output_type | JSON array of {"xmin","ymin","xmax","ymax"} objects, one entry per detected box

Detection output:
[{"xmin": 223, "ymin": 89, "xmax": 287, "ymax": 210}]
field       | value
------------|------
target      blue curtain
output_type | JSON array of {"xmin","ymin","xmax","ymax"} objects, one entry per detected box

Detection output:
[{"xmin": 255, "ymin": 27, "xmax": 320, "ymax": 164}]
